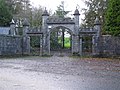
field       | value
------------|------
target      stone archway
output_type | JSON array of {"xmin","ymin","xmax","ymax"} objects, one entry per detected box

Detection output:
[
  {"xmin": 41, "ymin": 8, "xmax": 101, "ymax": 56},
  {"xmin": 49, "ymin": 26, "xmax": 73, "ymax": 56},
  {"xmin": 41, "ymin": 8, "xmax": 81, "ymax": 55}
]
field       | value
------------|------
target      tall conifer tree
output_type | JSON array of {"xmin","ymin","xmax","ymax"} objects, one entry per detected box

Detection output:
[
  {"xmin": 105, "ymin": 0, "xmax": 120, "ymax": 36},
  {"xmin": 0, "ymin": 0, "xmax": 12, "ymax": 26}
]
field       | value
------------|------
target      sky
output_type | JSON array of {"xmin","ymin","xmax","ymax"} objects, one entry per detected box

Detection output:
[{"xmin": 30, "ymin": 0, "xmax": 86, "ymax": 18}]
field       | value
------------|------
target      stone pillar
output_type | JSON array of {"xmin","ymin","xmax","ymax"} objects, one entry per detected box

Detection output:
[
  {"xmin": 15, "ymin": 20, "xmax": 21, "ymax": 35},
  {"xmin": 22, "ymin": 19, "xmax": 30, "ymax": 55},
  {"xmin": 92, "ymin": 35, "xmax": 96, "ymax": 55},
  {"xmin": 39, "ymin": 34, "xmax": 43, "ymax": 56},
  {"xmin": 42, "ymin": 32, "xmax": 50, "ymax": 55},
  {"xmin": 42, "ymin": 34, "xmax": 46, "ymax": 54},
  {"xmin": 10, "ymin": 19, "xmax": 15, "ymax": 35},
  {"xmin": 23, "ymin": 18, "xmax": 29, "ymax": 35},
  {"xmin": 43, "ymin": 28, "xmax": 51, "ymax": 55},
  {"xmin": 72, "ymin": 35, "xmax": 79, "ymax": 54},
  {"xmin": 79, "ymin": 36, "xmax": 82, "ymax": 56},
  {"xmin": 15, "ymin": 24, "xmax": 19, "ymax": 35},
  {"xmin": 94, "ymin": 17, "xmax": 101, "ymax": 55},
  {"xmin": 92, "ymin": 35, "xmax": 101, "ymax": 55},
  {"xmin": 72, "ymin": 8, "xmax": 80, "ymax": 55},
  {"xmin": 42, "ymin": 8, "xmax": 50, "ymax": 55},
  {"xmin": 94, "ymin": 17, "xmax": 101, "ymax": 38},
  {"xmin": 48, "ymin": 31, "xmax": 50, "ymax": 55},
  {"xmin": 73, "ymin": 8, "xmax": 80, "ymax": 30},
  {"xmin": 22, "ymin": 36, "xmax": 30, "ymax": 54},
  {"xmin": 42, "ymin": 8, "xmax": 49, "ymax": 33}
]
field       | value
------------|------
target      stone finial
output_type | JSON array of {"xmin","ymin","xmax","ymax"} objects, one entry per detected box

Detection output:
[
  {"xmin": 42, "ymin": 8, "xmax": 49, "ymax": 16},
  {"xmin": 23, "ymin": 18, "xmax": 29, "ymax": 26},
  {"xmin": 73, "ymin": 8, "xmax": 80, "ymax": 15},
  {"xmin": 10, "ymin": 19, "xmax": 15, "ymax": 24},
  {"xmin": 94, "ymin": 17, "xmax": 101, "ymax": 25}
]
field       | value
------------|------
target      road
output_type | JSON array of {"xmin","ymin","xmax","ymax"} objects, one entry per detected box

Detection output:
[{"xmin": 0, "ymin": 56, "xmax": 120, "ymax": 90}]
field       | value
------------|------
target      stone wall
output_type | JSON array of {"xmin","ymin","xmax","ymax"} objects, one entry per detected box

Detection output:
[
  {"xmin": 100, "ymin": 35, "xmax": 120, "ymax": 56},
  {"xmin": 0, "ymin": 35, "xmax": 22, "ymax": 55}
]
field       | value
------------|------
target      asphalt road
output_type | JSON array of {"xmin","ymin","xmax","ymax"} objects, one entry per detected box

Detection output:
[{"xmin": 0, "ymin": 56, "xmax": 120, "ymax": 90}]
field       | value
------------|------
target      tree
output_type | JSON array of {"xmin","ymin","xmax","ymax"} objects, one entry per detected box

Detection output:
[
  {"xmin": 0, "ymin": 0, "xmax": 12, "ymax": 26},
  {"xmin": 54, "ymin": 1, "xmax": 70, "ymax": 18},
  {"xmin": 5, "ymin": 0, "xmax": 25, "ymax": 18},
  {"xmin": 13, "ymin": 0, "xmax": 31, "ymax": 19},
  {"xmin": 30, "ymin": 6, "xmax": 44, "ymax": 27},
  {"xmin": 82, "ymin": 0, "xmax": 108, "ymax": 30},
  {"xmin": 5, "ymin": 0, "xmax": 15, "ymax": 14},
  {"xmin": 104, "ymin": 0, "xmax": 120, "ymax": 36},
  {"xmin": 12, "ymin": 0, "xmax": 43, "ymax": 27}
]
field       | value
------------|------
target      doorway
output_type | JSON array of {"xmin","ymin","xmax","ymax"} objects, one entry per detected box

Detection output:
[{"xmin": 50, "ymin": 27, "xmax": 72, "ymax": 56}]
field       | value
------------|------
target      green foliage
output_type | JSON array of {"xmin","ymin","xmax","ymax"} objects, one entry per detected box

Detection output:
[
  {"xmin": 104, "ymin": 0, "xmax": 120, "ymax": 36},
  {"xmin": 54, "ymin": 1, "xmax": 70, "ymax": 18},
  {"xmin": 0, "ymin": 0, "xmax": 44, "ymax": 27},
  {"xmin": 30, "ymin": 6, "xmax": 44, "ymax": 27},
  {"xmin": 30, "ymin": 36, "xmax": 40, "ymax": 47},
  {"xmin": 82, "ymin": 0, "xmax": 108, "ymax": 29},
  {"xmin": 64, "ymin": 37, "xmax": 70, "ymax": 48},
  {"xmin": 50, "ymin": 31, "xmax": 62, "ymax": 49},
  {"xmin": 58, "ymin": 37, "xmax": 70, "ymax": 48},
  {"xmin": 50, "ymin": 30, "xmax": 71, "ymax": 50},
  {"xmin": 82, "ymin": 36, "xmax": 92, "ymax": 54},
  {"xmin": 5, "ymin": 0, "xmax": 15, "ymax": 14},
  {"xmin": 0, "ymin": 0, "xmax": 12, "ymax": 26}
]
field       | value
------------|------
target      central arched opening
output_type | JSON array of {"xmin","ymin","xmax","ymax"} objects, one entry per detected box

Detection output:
[{"xmin": 50, "ymin": 26, "xmax": 72, "ymax": 56}]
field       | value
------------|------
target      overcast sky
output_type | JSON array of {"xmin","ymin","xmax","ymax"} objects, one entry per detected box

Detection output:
[
  {"xmin": 30, "ymin": 0, "xmax": 86, "ymax": 14},
  {"xmin": 30, "ymin": 0, "xmax": 86, "ymax": 21}
]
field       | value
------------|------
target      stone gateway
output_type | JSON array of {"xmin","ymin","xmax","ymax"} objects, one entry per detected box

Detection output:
[
  {"xmin": 0, "ymin": 8, "xmax": 119, "ymax": 56},
  {"xmin": 40, "ymin": 8, "xmax": 101, "ymax": 56}
]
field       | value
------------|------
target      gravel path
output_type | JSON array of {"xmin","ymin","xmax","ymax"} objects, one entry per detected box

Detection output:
[{"xmin": 0, "ymin": 56, "xmax": 120, "ymax": 90}]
